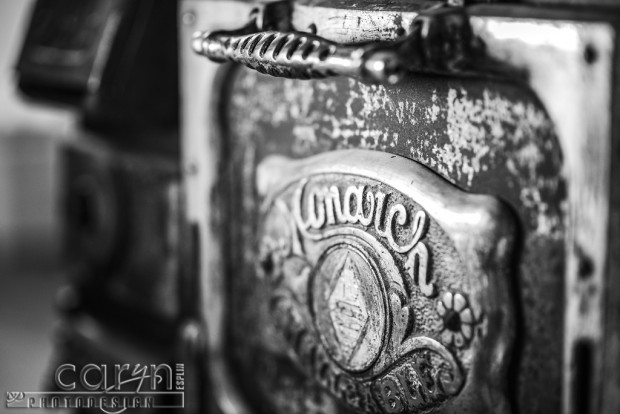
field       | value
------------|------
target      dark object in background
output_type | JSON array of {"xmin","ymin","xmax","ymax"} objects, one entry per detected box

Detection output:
[
  {"xmin": 52, "ymin": 135, "xmax": 188, "ymax": 412},
  {"xmin": 44, "ymin": 317, "xmax": 181, "ymax": 414},
  {"xmin": 62, "ymin": 137, "xmax": 182, "ymax": 332},
  {"xmin": 16, "ymin": 0, "xmax": 178, "ymax": 139},
  {"xmin": 13, "ymin": 0, "xmax": 191, "ymax": 412},
  {"xmin": 16, "ymin": 0, "xmax": 111, "ymax": 103}
]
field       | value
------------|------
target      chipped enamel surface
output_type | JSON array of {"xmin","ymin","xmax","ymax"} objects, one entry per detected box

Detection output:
[
  {"xmin": 231, "ymin": 70, "xmax": 564, "ymax": 237},
  {"xmin": 227, "ymin": 68, "xmax": 565, "ymax": 413},
  {"xmin": 472, "ymin": 16, "xmax": 614, "ymax": 414},
  {"xmin": 292, "ymin": 5, "xmax": 419, "ymax": 42}
]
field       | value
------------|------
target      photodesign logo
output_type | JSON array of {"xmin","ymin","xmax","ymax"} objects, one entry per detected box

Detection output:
[{"xmin": 6, "ymin": 363, "xmax": 185, "ymax": 413}]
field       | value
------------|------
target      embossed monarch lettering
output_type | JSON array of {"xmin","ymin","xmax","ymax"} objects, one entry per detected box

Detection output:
[{"xmin": 293, "ymin": 180, "xmax": 436, "ymax": 297}]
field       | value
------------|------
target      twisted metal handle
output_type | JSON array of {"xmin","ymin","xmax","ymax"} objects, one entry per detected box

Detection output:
[
  {"xmin": 192, "ymin": 28, "xmax": 408, "ymax": 84},
  {"xmin": 192, "ymin": 7, "xmax": 474, "ymax": 84}
]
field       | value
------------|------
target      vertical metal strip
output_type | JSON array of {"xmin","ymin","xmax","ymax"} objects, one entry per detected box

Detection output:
[{"xmin": 180, "ymin": 1, "xmax": 255, "ymax": 413}]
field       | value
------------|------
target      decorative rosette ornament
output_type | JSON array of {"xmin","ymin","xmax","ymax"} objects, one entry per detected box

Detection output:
[{"xmin": 437, "ymin": 291, "xmax": 478, "ymax": 348}]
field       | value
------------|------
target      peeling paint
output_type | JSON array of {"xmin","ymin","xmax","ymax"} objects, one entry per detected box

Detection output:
[
  {"xmin": 434, "ymin": 87, "xmax": 561, "ymax": 237},
  {"xmin": 229, "ymin": 71, "xmax": 564, "ymax": 239},
  {"xmin": 226, "ymin": 67, "xmax": 568, "ymax": 414}
]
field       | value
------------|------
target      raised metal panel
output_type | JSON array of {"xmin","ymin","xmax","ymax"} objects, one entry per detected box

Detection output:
[{"xmin": 253, "ymin": 150, "xmax": 515, "ymax": 413}]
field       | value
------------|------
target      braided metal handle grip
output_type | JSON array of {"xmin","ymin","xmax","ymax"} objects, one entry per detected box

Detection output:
[
  {"xmin": 192, "ymin": 29, "xmax": 407, "ymax": 84},
  {"xmin": 192, "ymin": 6, "xmax": 474, "ymax": 84}
]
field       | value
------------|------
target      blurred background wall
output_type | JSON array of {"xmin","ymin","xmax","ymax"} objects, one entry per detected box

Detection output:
[
  {"xmin": 0, "ymin": 0, "xmax": 74, "ymax": 403},
  {"xmin": 0, "ymin": 0, "xmax": 74, "ymax": 269}
]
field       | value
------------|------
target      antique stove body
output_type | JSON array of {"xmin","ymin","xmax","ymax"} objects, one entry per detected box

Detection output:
[
  {"xmin": 181, "ymin": 1, "xmax": 620, "ymax": 414},
  {"xmin": 10, "ymin": 0, "xmax": 620, "ymax": 413}
]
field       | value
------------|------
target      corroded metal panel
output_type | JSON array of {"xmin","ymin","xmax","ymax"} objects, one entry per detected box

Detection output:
[{"xmin": 223, "ymin": 69, "xmax": 562, "ymax": 414}]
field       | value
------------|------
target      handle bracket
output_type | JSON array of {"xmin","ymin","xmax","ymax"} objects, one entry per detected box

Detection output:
[{"xmin": 192, "ymin": 2, "xmax": 477, "ymax": 84}]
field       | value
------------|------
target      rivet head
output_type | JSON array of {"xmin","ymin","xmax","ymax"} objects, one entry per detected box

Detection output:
[
  {"xmin": 182, "ymin": 11, "xmax": 196, "ymax": 26},
  {"xmin": 363, "ymin": 50, "xmax": 405, "ymax": 85}
]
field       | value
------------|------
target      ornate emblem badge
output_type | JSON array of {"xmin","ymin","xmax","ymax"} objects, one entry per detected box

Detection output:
[{"xmin": 256, "ymin": 150, "xmax": 515, "ymax": 413}]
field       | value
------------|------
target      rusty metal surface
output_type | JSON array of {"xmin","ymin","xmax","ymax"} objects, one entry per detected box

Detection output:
[{"xmin": 222, "ymin": 70, "xmax": 564, "ymax": 413}]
